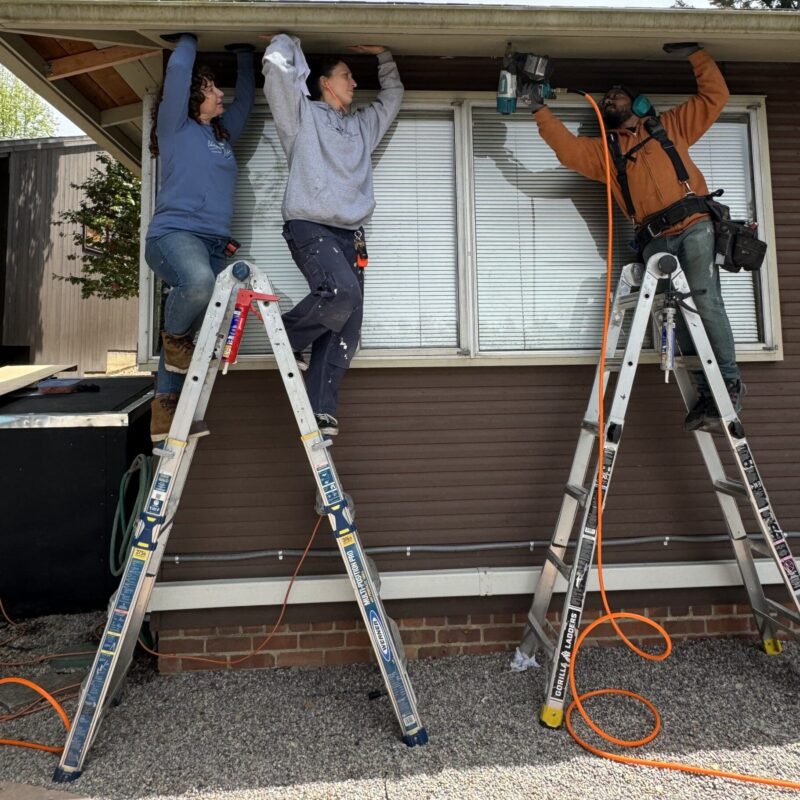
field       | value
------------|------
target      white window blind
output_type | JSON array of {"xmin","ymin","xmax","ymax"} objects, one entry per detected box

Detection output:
[
  {"xmin": 228, "ymin": 107, "xmax": 458, "ymax": 356},
  {"xmin": 472, "ymin": 107, "xmax": 762, "ymax": 353}
]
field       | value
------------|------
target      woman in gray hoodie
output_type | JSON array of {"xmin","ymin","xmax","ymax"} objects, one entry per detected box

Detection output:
[{"xmin": 263, "ymin": 35, "xmax": 403, "ymax": 437}]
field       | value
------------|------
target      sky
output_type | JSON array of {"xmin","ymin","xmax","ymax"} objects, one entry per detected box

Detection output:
[{"xmin": 48, "ymin": 0, "xmax": 717, "ymax": 136}]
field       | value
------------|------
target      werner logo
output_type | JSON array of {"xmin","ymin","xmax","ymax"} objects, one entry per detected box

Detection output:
[{"xmin": 369, "ymin": 610, "xmax": 392, "ymax": 662}]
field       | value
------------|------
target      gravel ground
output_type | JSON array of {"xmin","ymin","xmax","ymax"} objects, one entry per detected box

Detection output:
[{"xmin": 2, "ymin": 611, "xmax": 800, "ymax": 799}]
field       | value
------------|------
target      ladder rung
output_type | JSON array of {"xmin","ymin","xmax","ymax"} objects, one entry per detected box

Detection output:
[
  {"xmin": 752, "ymin": 606, "xmax": 799, "ymax": 637},
  {"xmin": 312, "ymin": 438, "xmax": 333, "ymax": 451},
  {"xmin": 580, "ymin": 419, "xmax": 599, "ymax": 436},
  {"xmin": 615, "ymin": 293, "xmax": 640, "ymax": 311},
  {"xmin": 713, "ymin": 478, "xmax": 748, "ymax": 499},
  {"xmin": 152, "ymin": 422, "xmax": 210, "ymax": 457},
  {"xmin": 545, "ymin": 550, "xmax": 572, "ymax": 580},
  {"xmin": 749, "ymin": 542, "xmax": 772, "ymax": 560},
  {"xmin": 525, "ymin": 614, "xmax": 555, "ymax": 659},
  {"xmin": 564, "ymin": 483, "xmax": 588, "ymax": 504},
  {"xmin": 764, "ymin": 598, "xmax": 800, "ymax": 626}
]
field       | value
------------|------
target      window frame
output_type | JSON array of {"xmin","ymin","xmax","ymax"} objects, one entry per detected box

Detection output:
[{"xmin": 137, "ymin": 89, "xmax": 782, "ymax": 371}]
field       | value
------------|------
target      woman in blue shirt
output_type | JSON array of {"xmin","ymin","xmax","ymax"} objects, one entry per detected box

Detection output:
[{"xmin": 146, "ymin": 33, "xmax": 254, "ymax": 441}]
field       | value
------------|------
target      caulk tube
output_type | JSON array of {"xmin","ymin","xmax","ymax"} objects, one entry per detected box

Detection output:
[{"xmin": 221, "ymin": 293, "xmax": 249, "ymax": 374}]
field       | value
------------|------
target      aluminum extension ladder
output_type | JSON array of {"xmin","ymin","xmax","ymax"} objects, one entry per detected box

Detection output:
[
  {"xmin": 54, "ymin": 261, "xmax": 428, "ymax": 783},
  {"xmin": 515, "ymin": 252, "xmax": 800, "ymax": 730}
]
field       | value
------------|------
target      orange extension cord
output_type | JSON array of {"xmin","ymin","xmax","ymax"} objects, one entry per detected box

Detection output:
[
  {"xmin": 566, "ymin": 91, "xmax": 800, "ymax": 793},
  {"xmin": 0, "ymin": 598, "xmax": 72, "ymax": 753},
  {"xmin": 0, "ymin": 516, "xmax": 322, "ymax": 753}
]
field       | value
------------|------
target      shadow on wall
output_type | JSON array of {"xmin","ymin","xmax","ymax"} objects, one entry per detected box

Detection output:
[{"xmin": 2, "ymin": 145, "xmax": 56, "ymax": 360}]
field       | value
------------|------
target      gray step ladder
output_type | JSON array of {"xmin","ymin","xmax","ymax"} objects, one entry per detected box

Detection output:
[
  {"xmin": 515, "ymin": 252, "xmax": 800, "ymax": 730},
  {"xmin": 53, "ymin": 261, "xmax": 427, "ymax": 783}
]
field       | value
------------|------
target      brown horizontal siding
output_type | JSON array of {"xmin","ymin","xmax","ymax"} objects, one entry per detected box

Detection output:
[{"xmin": 155, "ymin": 58, "xmax": 800, "ymax": 629}]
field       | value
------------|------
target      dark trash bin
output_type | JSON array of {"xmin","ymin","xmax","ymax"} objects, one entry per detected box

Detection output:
[{"xmin": 0, "ymin": 376, "xmax": 153, "ymax": 617}]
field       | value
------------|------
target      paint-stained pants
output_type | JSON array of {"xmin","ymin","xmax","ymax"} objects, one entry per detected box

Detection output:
[
  {"xmin": 643, "ymin": 219, "xmax": 740, "ymax": 391},
  {"xmin": 282, "ymin": 220, "xmax": 365, "ymax": 416}
]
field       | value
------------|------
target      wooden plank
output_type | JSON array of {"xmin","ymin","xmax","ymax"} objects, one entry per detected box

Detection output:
[
  {"xmin": 46, "ymin": 45, "xmax": 159, "ymax": 81},
  {"xmin": 0, "ymin": 364, "xmax": 75, "ymax": 397},
  {"xmin": 100, "ymin": 101, "xmax": 143, "ymax": 127}
]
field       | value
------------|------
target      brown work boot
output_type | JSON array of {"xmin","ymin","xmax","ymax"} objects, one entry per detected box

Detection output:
[
  {"xmin": 150, "ymin": 392, "xmax": 178, "ymax": 442},
  {"xmin": 161, "ymin": 331, "xmax": 195, "ymax": 374}
]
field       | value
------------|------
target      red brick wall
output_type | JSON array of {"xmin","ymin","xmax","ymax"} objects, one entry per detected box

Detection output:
[{"xmin": 155, "ymin": 603, "xmax": 782, "ymax": 673}]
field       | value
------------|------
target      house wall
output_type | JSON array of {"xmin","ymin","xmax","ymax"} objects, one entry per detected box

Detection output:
[
  {"xmin": 150, "ymin": 58, "xmax": 800, "ymax": 663},
  {"xmin": 1, "ymin": 139, "xmax": 138, "ymax": 373}
]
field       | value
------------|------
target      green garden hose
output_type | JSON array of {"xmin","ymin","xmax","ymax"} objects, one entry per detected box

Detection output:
[{"xmin": 109, "ymin": 453, "xmax": 153, "ymax": 576}]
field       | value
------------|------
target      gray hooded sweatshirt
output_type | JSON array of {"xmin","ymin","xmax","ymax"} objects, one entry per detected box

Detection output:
[{"xmin": 262, "ymin": 35, "xmax": 404, "ymax": 230}]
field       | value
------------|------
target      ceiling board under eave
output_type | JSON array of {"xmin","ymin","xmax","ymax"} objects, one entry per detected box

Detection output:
[{"xmin": 22, "ymin": 34, "xmax": 142, "ymax": 110}]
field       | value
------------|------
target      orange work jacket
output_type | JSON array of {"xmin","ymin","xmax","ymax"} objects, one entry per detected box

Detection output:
[{"xmin": 534, "ymin": 50, "xmax": 730, "ymax": 236}]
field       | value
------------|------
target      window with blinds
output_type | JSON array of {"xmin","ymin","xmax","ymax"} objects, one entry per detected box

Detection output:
[
  {"xmin": 471, "ymin": 107, "xmax": 762, "ymax": 353},
  {"xmin": 228, "ymin": 107, "xmax": 458, "ymax": 356}
]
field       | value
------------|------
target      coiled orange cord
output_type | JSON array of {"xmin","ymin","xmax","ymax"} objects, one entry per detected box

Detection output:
[{"xmin": 565, "ymin": 91, "xmax": 800, "ymax": 792}]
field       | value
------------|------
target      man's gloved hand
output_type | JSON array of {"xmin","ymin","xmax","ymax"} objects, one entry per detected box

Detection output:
[
  {"xmin": 521, "ymin": 80, "xmax": 552, "ymax": 113},
  {"xmin": 224, "ymin": 43, "xmax": 255, "ymax": 53},
  {"xmin": 663, "ymin": 42, "xmax": 702, "ymax": 57},
  {"xmin": 160, "ymin": 32, "xmax": 197, "ymax": 44}
]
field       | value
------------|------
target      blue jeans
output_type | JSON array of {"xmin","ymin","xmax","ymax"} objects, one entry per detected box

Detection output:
[
  {"xmin": 145, "ymin": 231, "xmax": 227, "ymax": 395},
  {"xmin": 643, "ymin": 219, "xmax": 740, "ymax": 391},
  {"xmin": 281, "ymin": 220, "xmax": 365, "ymax": 417}
]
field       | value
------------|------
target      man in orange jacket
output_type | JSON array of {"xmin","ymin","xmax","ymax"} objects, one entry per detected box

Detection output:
[{"xmin": 530, "ymin": 43, "xmax": 743, "ymax": 431}]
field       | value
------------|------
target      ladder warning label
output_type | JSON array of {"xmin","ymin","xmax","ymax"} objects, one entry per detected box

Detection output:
[
  {"xmin": 338, "ymin": 533, "xmax": 355, "ymax": 547},
  {"xmin": 316, "ymin": 466, "xmax": 342, "ymax": 505},
  {"xmin": 571, "ymin": 539, "xmax": 594, "ymax": 609},
  {"xmin": 154, "ymin": 473, "xmax": 171, "ymax": 493}
]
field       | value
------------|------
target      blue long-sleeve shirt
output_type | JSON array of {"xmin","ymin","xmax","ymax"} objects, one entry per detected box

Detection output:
[{"xmin": 147, "ymin": 36, "xmax": 255, "ymax": 240}]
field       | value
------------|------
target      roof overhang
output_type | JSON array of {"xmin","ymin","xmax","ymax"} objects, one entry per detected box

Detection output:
[{"xmin": 3, "ymin": 1, "xmax": 799, "ymax": 173}]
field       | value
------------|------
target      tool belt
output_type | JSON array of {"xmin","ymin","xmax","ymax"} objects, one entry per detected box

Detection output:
[
  {"xmin": 635, "ymin": 194, "xmax": 766, "ymax": 273},
  {"xmin": 634, "ymin": 195, "xmax": 710, "ymax": 253},
  {"xmin": 609, "ymin": 117, "xmax": 767, "ymax": 273}
]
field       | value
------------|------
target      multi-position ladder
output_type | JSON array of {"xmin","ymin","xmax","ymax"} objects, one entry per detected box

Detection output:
[
  {"xmin": 515, "ymin": 251, "xmax": 800, "ymax": 730},
  {"xmin": 54, "ymin": 261, "xmax": 427, "ymax": 783}
]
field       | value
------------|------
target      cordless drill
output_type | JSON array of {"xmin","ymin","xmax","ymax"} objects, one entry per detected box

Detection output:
[{"xmin": 497, "ymin": 52, "xmax": 553, "ymax": 114}]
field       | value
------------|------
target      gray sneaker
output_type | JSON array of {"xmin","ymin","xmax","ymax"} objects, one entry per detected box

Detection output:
[{"xmin": 315, "ymin": 413, "xmax": 339, "ymax": 436}]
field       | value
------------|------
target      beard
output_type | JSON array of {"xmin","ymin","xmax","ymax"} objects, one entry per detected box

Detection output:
[{"xmin": 602, "ymin": 106, "xmax": 634, "ymax": 130}]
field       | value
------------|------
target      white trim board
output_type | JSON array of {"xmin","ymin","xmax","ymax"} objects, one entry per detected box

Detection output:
[{"xmin": 149, "ymin": 559, "xmax": 788, "ymax": 612}]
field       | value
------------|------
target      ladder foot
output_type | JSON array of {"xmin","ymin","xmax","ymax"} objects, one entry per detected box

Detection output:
[
  {"xmin": 539, "ymin": 704, "xmax": 564, "ymax": 730},
  {"xmin": 763, "ymin": 638, "xmax": 783, "ymax": 656},
  {"xmin": 52, "ymin": 767, "xmax": 81, "ymax": 784},
  {"xmin": 402, "ymin": 727, "xmax": 429, "ymax": 747}
]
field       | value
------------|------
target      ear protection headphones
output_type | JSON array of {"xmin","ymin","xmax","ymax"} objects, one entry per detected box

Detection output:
[{"xmin": 608, "ymin": 85, "xmax": 656, "ymax": 118}]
